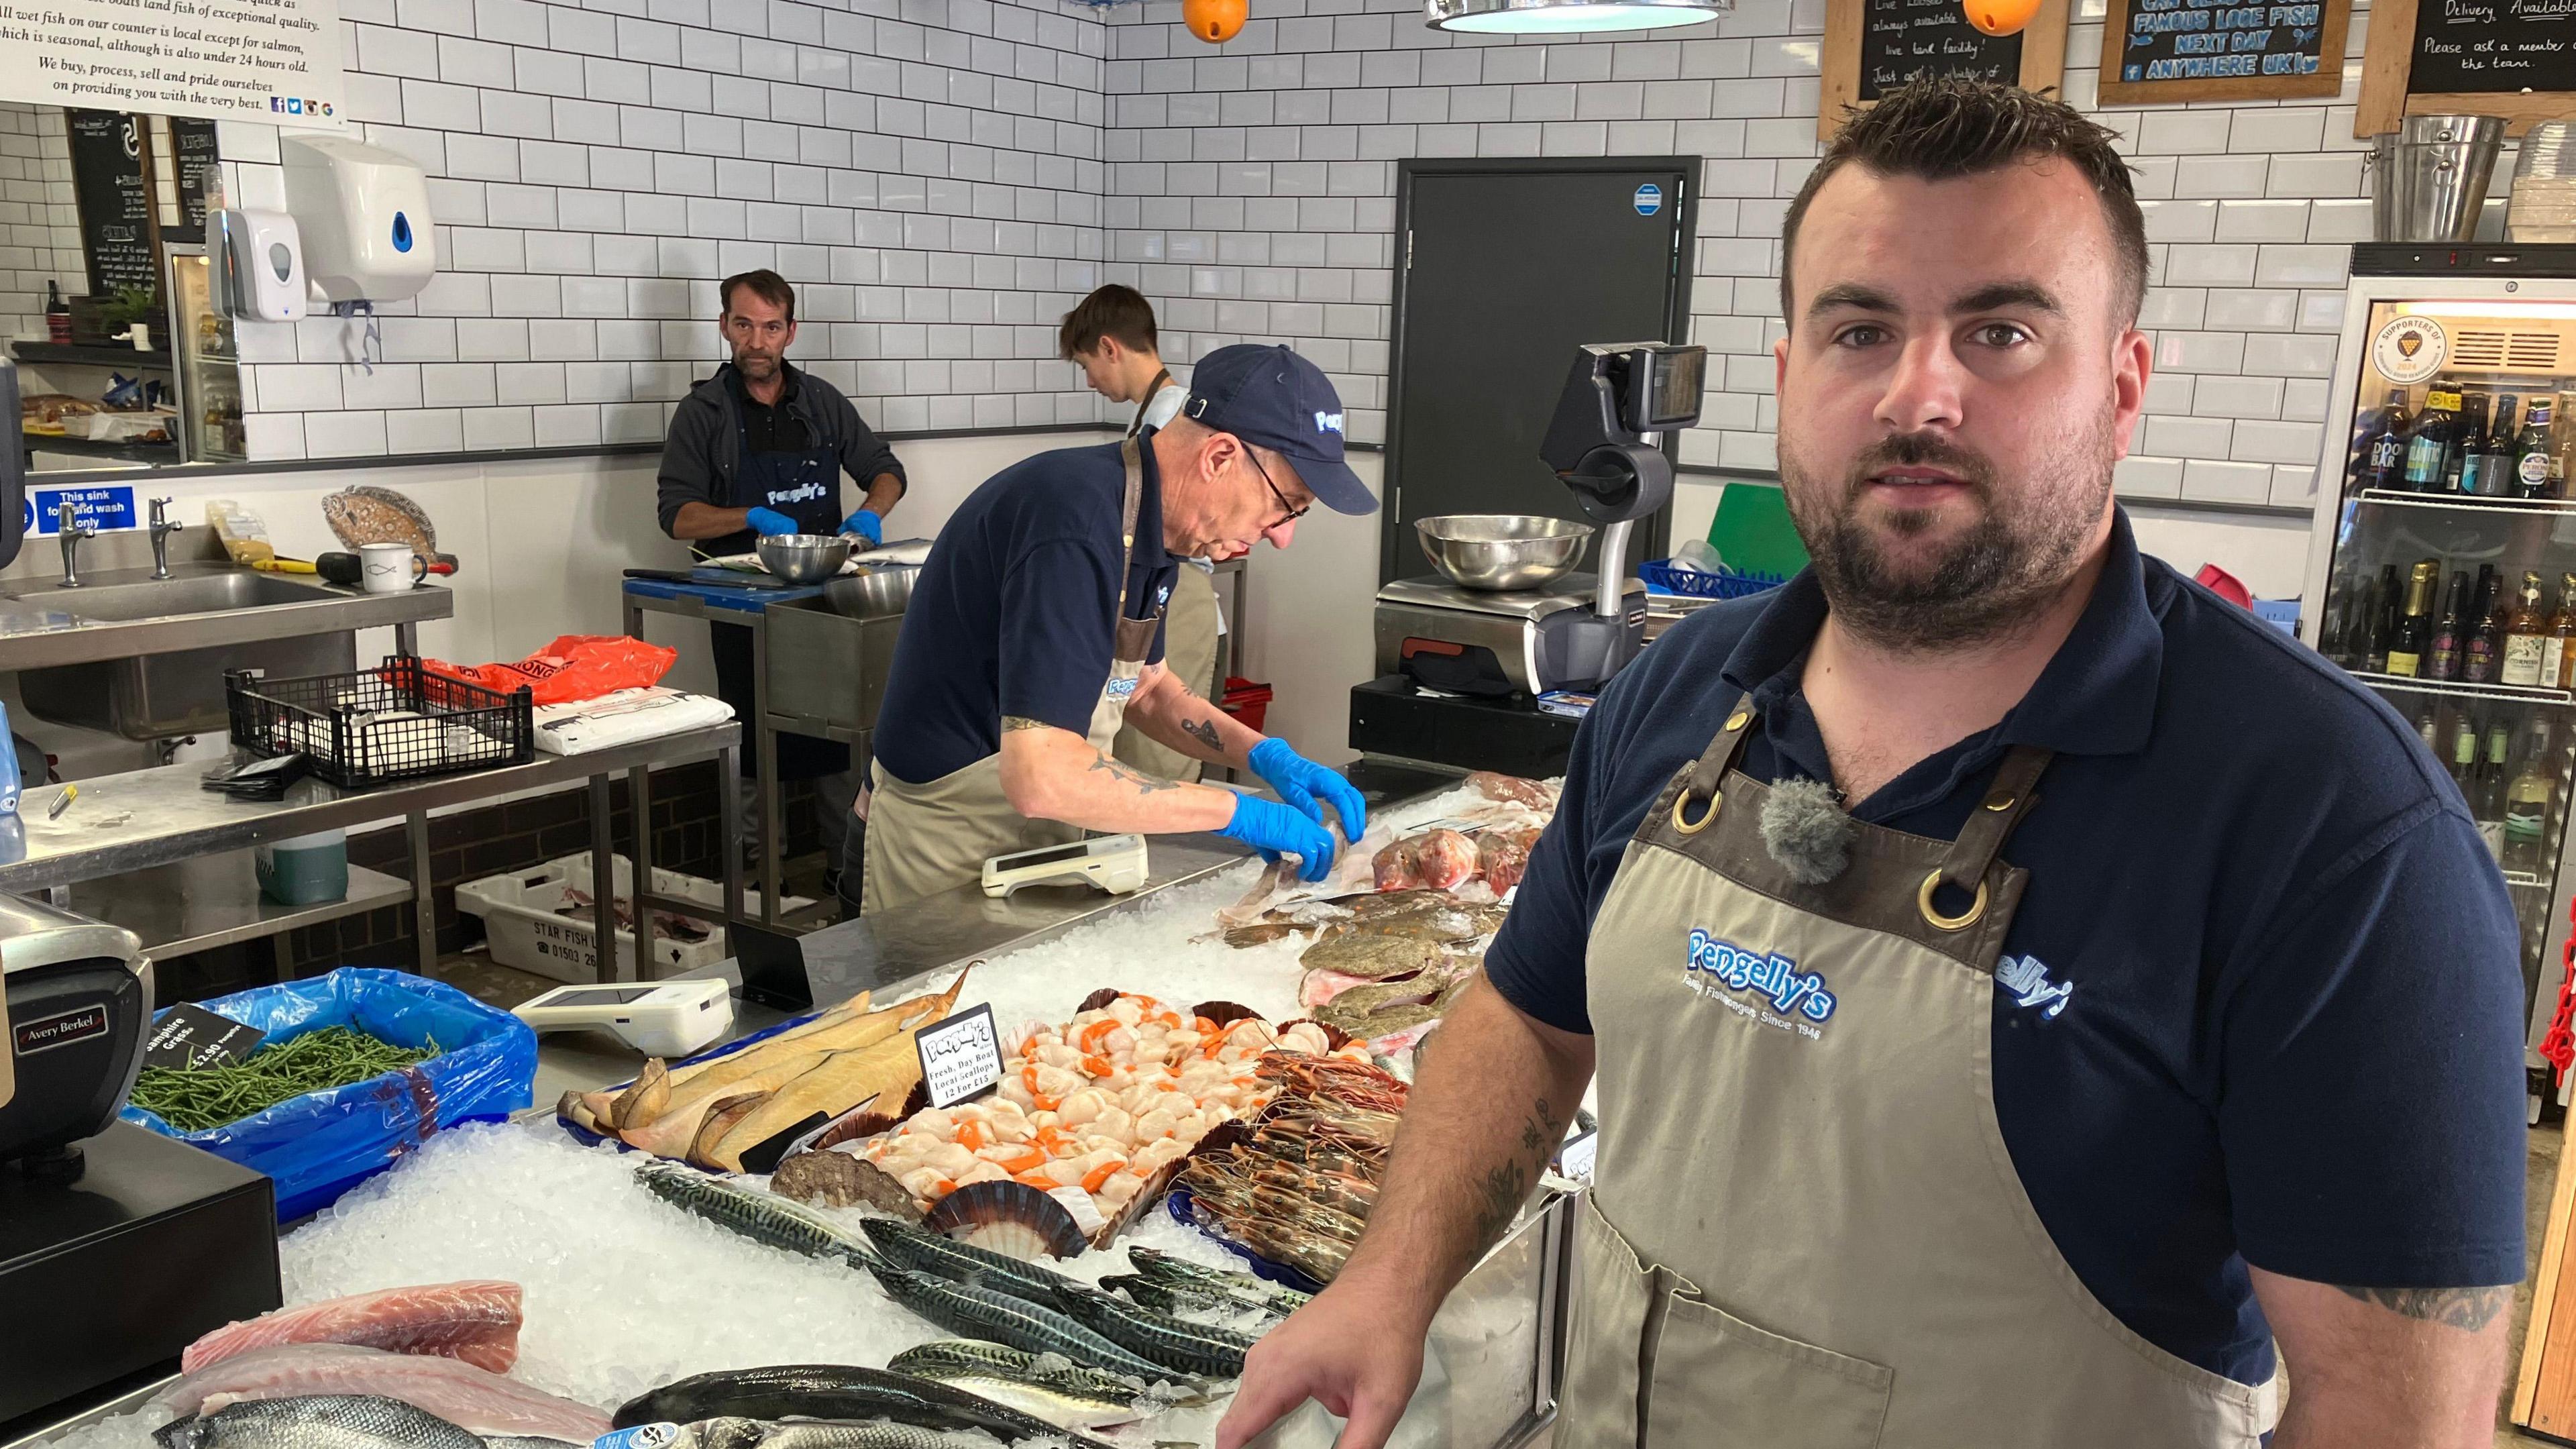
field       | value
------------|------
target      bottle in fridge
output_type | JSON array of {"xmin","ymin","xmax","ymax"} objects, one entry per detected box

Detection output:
[
  {"xmin": 2507, "ymin": 572, "xmax": 2555, "ymax": 686},
  {"xmin": 2506, "ymin": 718, "xmax": 2559, "ymax": 874}
]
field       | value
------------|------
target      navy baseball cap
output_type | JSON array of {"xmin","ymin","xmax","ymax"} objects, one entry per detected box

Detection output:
[{"xmin": 1180, "ymin": 344, "xmax": 1377, "ymax": 516}]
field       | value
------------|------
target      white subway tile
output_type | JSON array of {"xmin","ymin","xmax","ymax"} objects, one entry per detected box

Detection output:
[
  {"xmin": 2144, "ymin": 413, "xmax": 2233, "ymax": 458},
  {"xmin": 461, "ymin": 405, "xmax": 535, "ymax": 449},
  {"xmin": 2269, "ymin": 465, "xmax": 2320, "ymax": 508},
  {"xmin": 2243, "ymin": 331, "xmax": 2340, "ymax": 376},
  {"xmin": 2197, "ymin": 375, "xmax": 2285, "ymax": 419},
  {"xmin": 2233, "ymin": 419, "xmax": 2324, "ymax": 464},
  {"xmin": 2180, "ymin": 458, "xmax": 2274, "ymax": 503},
  {"xmin": 386, "ymin": 408, "xmax": 466, "ymax": 454},
  {"xmin": 2214, "ymin": 199, "xmax": 2308, "ymax": 243},
  {"xmin": 2203, "ymin": 288, "xmax": 2298, "ymax": 329},
  {"xmin": 2114, "ymin": 455, "xmax": 2185, "ymax": 499},
  {"xmin": 304, "ymin": 411, "xmax": 389, "ymax": 458}
]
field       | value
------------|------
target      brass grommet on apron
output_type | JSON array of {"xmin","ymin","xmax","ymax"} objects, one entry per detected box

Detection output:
[
  {"xmin": 1672, "ymin": 788, "xmax": 1721, "ymax": 835},
  {"xmin": 1725, "ymin": 708, "xmax": 1752, "ymax": 732},
  {"xmin": 1917, "ymin": 869, "xmax": 1989, "ymax": 930}
]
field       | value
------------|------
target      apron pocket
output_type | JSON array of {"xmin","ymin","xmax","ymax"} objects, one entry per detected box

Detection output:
[
  {"xmin": 1643, "ymin": 1293, "xmax": 1892, "ymax": 1449},
  {"xmin": 1560, "ymin": 1195, "xmax": 1660, "ymax": 1448}
]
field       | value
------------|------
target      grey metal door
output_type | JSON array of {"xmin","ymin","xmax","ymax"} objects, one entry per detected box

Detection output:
[{"xmin": 1383, "ymin": 159, "xmax": 1696, "ymax": 585}]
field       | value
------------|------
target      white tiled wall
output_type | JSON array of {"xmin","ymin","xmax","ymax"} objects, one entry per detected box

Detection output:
[
  {"xmin": 1100, "ymin": 0, "xmax": 2393, "ymax": 513},
  {"xmin": 0, "ymin": 105, "xmax": 90, "ymax": 344},
  {"xmin": 218, "ymin": 0, "xmax": 1114, "ymax": 461}
]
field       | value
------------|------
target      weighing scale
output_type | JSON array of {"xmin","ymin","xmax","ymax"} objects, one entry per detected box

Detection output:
[
  {"xmin": 1355, "ymin": 342, "xmax": 1705, "ymax": 770},
  {"xmin": 511, "ymin": 978, "xmax": 736, "ymax": 1059},
  {"xmin": 981, "ymin": 835, "xmax": 1150, "ymax": 898}
]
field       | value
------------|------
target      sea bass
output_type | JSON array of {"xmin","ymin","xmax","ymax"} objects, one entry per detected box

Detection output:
[
  {"xmin": 180, "ymin": 1282, "xmax": 523, "ymax": 1375},
  {"xmin": 155, "ymin": 1346, "xmax": 608, "ymax": 1443},
  {"xmin": 609, "ymin": 1365, "xmax": 1115, "ymax": 1448},
  {"xmin": 156, "ymin": 1396, "xmax": 482, "ymax": 1449}
]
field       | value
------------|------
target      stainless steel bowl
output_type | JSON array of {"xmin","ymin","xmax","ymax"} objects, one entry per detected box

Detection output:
[
  {"xmin": 823, "ymin": 564, "xmax": 918, "ymax": 619},
  {"xmin": 1415, "ymin": 515, "xmax": 1594, "ymax": 591},
  {"xmin": 756, "ymin": 533, "xmax": 851, "ymax": 584}
]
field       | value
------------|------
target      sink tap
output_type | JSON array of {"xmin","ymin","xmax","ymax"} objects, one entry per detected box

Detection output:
[
  {"xmin": 147, "ymin": 496, "xmax": 179, "ymax": 580},
  {"xmin": 55, "ymin": 500, "xmax": 95, "ymax": 588}
]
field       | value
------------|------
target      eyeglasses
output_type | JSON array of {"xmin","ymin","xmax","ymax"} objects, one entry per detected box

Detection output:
[{"xmin": 1245, "ymin": 449, "xmax": 1310, "ymax": 530}]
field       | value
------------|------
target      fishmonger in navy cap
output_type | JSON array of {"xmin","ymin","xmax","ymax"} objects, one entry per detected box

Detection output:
[{"xmin": 858, "ymin": 337, "xmax": 1380, "ymax": 919}]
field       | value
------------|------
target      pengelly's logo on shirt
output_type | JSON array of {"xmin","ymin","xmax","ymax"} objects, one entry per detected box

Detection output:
[
  {"xmin": 1684, "ymin": 928, "xmax": 1835, "ymax": 1041},
  {"xmin": 765, "ymin": 480, "xmax": 828, "ymax": 506}
]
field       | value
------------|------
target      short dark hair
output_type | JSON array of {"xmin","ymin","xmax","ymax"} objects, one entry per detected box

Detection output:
[
  {"xmin": 1059, "ymin": 284, "xmax": 1159, "ymax": 361},
  {"xmin": 720, "ymin": 269, "xmax": 795, "ymax": 321},
  {"xmin": 1781, "ymin": 78, "xmax": 2147, "ymax": 328}
]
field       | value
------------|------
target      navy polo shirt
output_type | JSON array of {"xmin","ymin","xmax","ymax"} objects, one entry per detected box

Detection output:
[
  {"xmin": 875, "ymin": 441, "xmax": 1176, "ymax": 786},
  {"xmin": 1487, "ymin": 509, "xmax": 2528, "ymax": 1386}
]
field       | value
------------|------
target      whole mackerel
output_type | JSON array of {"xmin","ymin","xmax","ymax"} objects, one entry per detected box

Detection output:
[
  {"xmin": 1055, "ymin": 1286, "xmax": 1257, "ymax": 1377},
  {"xmin": 609, "ymin": 1365, "xmax": 1111, "ymax": 1449},
  {"xmin": 672, "ymin": 1417, "xmax": 989, "ymax": 1449},
  {"xmin": 1099, "ymin": 1273, "xmax": 1286, "ymax": 1323},
  {"xmin": 889, "ymin": 1340, "xmax": 1214, "ymax": 1413},
  {"xmin": 865, "ymin": 1265, "xmax": 1176, "ymax": 1383},
  {"xmin": 857, "ymin": 1218, "xmax": 1085, "ymax": 1307},
  {"xmin": 1128, "ymin": 1247, "xmax": 1313, "ymax": 1315},
  {"xmin": 634, "ymin": 1163, "xmax": 878, "ymax": 1268},
  {"xmin": 156, "ymin": 1396, "xmax": 482, "ymax": 1449}
]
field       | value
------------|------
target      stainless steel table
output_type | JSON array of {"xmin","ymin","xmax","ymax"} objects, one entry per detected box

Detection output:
[{"xmin": 6, "ymin": 725, "xmax": 747, "ymax": 983}]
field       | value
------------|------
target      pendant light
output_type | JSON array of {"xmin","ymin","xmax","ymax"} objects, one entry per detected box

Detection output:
[{"xmin": 1425, "ymin": 0, "xmax": 1730, "ymax": 33}]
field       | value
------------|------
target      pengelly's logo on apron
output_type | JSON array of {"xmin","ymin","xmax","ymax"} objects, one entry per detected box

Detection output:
[{"xmin": 1684, "ymin": 928, "xmax": 1836, "ymax": 1041}]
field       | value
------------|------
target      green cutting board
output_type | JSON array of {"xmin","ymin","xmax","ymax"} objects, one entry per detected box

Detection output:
[{"xmin": 1708, "ymin": 482, "xmax": 1809, "ymax": 579}]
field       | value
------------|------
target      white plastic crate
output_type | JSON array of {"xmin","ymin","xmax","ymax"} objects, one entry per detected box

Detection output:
[{"xmin": 455, "ymin": 851, "xmax": 811, "ymax": 983}]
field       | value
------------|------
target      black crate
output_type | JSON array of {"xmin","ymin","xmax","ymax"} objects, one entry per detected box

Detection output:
[{"xmin": 225, "ymin": 655, "xmax": 534, "ymax": 790}]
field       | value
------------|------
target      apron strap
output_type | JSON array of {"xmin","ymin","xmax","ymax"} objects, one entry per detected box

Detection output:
[
  {"xmin": 1126, "ymin": 368, "xmax": 1173, "ymax": 439},
  {"xmin": 1674, "ymin": 693, "xmax": 1758, "ymax": 824},
  {"xmin": 1115, "ymin": 437, "xmax": 1146, "ymax": 621},
  {"xmin": 1930, "ymin": 745, "xmax": 2053, "ymax": 900}
]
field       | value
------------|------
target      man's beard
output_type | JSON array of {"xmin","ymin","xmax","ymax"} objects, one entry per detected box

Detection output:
[
  {"xmin": 1779, "ymin": 415, "xmax": 2115, "ymax": 651},
  {"xmin": 735, "ymin": 348, "xmax": 780, "ymax": 379}
]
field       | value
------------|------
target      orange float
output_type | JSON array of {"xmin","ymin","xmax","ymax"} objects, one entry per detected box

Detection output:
[
  {"xmin": 1183, "ymin": 0, "xmax": 1248, "ymax": 44},
  {"xmin": 1962, "ymin": 0, "xmax": 2040, "ymax": 35}
]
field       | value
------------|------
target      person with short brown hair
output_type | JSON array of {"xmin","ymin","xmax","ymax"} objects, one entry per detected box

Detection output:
[
  {"xmin": 1222, "ymin": 77, "xmax": 2523, "ymax": 1449},
  {"xmin": 1061, "ymin": 284, "xmax": 1186, "ymax": 437},
  {"xmin": 655, "ymin": 268, "xmax": 906, "ymax": 890}
]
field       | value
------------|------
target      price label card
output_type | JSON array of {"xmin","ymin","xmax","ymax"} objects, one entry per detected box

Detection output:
[
  {"xmin": 142, "ymin": 1001, "xmax": 266, "ymax": 1073},
  {"xmin": 915, "ymin": 1004, "xmax": 1004, "ymax": 1110}
]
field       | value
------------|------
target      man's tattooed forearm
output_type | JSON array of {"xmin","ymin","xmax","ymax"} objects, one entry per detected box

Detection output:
[
  {"xmin": 2334, "ymin": 1285, "xmax": 2512, "ymax": 1331},
  {"xmin": 1181, "ymin": 717, "xmax": 1224, "ymax": 754},
  {"xmin": 1087, "ymin": 755, "xmax": 1180, "ymax": 795},
  {"xmin": 1002, "ymin": 716, "xmax": 1049, "ymax": 732},
  {"xmin": 1471, "ymin": 1095, "xmax": 1556, "ymax": 1252}
]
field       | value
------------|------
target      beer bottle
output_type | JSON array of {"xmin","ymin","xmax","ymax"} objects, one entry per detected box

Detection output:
[
  {"xmin": 2388, "ymin": 560, "xmax": 2440, "ymax": 677},
  {"xmin": 2450, "ymin": 393, "xmax": 2489, "ymax": 493},
  {"xmin": 2554, "ymin": 573, "xmax": 2576, "ymax": 687},
  {"xmin": 2520, "ymin": 398, "xmax": 2558, "ymax": 499},
  {"xmin": 2505, "ymin": 571, "xmax": 2553, "ymax": 685},
  {"xmin": 2479, "ymin": 720, "xmax": 2514, "ymax": 858},
  {"xmin": 2357, "ymin": 387, "xmax": 2413, "ymax": 494},
  {"xmin": 2465, "ymin": 568, "xmax": 2504, "ymax": 682},
  {"xmin": 2487, "ymin": 395, "xmax": 2522, "ymax": 497},
  {"xmin": 2430, "ymin": 570, "xmax": 2473, "ymax": 680},
  {"xmin": 2506, "ymin": 717, "xmax": 2559, "ymax": 873},
  {"xmin": 2453, "ymin": 712, "xmax": 2483, "ymax": 794},
  {"xmin": 2406, "ymin": 390, "xmax": 2459, "ymax": 491}
]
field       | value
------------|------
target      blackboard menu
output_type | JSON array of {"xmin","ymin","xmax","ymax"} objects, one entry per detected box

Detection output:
[
  {"xmin": 2116, "ymin": 0, "xmax": 2332, "ymax": 87},
  {"xmin": 2408, "ymin": 0, "xmax": 2576, "ymax": 96},
  {"xmin": 1859, "ymin": 0, "xmax": 2024, "ymax": 101},
  {"xmin": 170, "ymin": 118, "xmax": 220, "ymax": 239},
  {"xmin": 65, "ymin": 109, "xmax": 155, "ymax": 302}
]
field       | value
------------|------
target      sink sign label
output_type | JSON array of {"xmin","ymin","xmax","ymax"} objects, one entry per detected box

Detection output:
[
  {"xmin": 1633, "ymin": 183, "xmax": 1664, "ymax": 217},
  {"xmin": 28, "ymin": 485, "xmax": 138, "ymax": 535}
]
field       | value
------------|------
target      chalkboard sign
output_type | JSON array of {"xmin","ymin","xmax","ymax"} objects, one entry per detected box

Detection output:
[
  {"xmin": 1821, "ymin": 0, "xmax": 2070, "ymax": 138},
  {"xmin": 2360, "ymin": 0, "xmax": 2576, "ymax": 134},
  {"xmin": 65, "ymin": 109, "xmax": 157, "ymax": 303},
  {"xmin": 2098, "ymin": 0, "xmax": 2349, "ymax": 102},
  {"xmin": 1860, "ymin": 0, "xmax": 2025, "ymax": 100},
  {"xmin": 170, "ymin": 118, "xmax": 220, "ymax": 241}
]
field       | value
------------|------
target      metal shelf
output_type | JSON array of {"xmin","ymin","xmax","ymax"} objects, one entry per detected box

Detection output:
[
  {"xmin": 63, "ymin": 850, "xmax": 409, "ymax": 959},
  {"xmin": 2349, "ymin": 672, "xmax": 2576, "ymax": 706},
  {"xmin": 2506, "ymin": 869, "xmax": 2553, "ymax": 890},
  {"xmin": 10, "ymin": 341, "xmax": 174, "ymax": 370},
  {"xmin": 22, "ymin": 431, "xmax": 180, "ymax": 465},
  {"xmin": 2354, "ymin": 487, "xmax": 2576, "ymax": 517}
]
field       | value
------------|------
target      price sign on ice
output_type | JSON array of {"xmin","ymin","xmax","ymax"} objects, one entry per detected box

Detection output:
[{"xmin": 916, "ymin": 1004, "xmax": 1004, "ymax": 1110}]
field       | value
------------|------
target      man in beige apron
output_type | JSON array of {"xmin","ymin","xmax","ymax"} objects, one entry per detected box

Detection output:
[
  {"xmin": 865, "ymin": 343, "xmax": 1381, "ymax": 914},
  {"xmin": 1221, "ymin": 78, "xmax": 2526, "ymax": 1449}
]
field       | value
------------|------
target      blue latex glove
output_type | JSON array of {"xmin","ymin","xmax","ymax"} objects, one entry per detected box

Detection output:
[
  {"xmin": 1219, "ymin": 795, "xmax": 1340, "ymax": 882},
  {"xmin": 840, "ymin": 508, "xmax": 884, "ymax": 545},
  {"xmin": 745, "ymin": 506, "xmax": 800, "ymax": 537},
  {"xmin": 1247, "ymin": 737, "xmax": 1368, "ymax": 840}
]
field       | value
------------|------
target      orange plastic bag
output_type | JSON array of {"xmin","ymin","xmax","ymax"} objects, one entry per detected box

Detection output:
[{"xmin": 424, "ymin": 635, "xmax": 678, "ymax": 707}]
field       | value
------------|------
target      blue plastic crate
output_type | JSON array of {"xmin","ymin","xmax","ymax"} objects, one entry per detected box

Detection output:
[{"xmin": 1638, "ymin": 558, "xmax": 1790, "ymax": 600}]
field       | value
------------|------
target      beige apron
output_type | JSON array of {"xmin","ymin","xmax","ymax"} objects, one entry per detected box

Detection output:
[
  {"xmin": 1560, "ymin": 701, "xmax": 2277, "ymax": 1448},
  {"xmin": 863, "ymin": 439, "xmax": 1167, "ymax": 916}
]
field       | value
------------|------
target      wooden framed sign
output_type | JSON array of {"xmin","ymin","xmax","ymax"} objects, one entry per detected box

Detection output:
[
  {"xmin": 2358, "ymin": 0, "xmax": 2576, "ymax": 137},
  {"xmin": 2096, "ymin": 0, "xmax": 2350, "ymax": 103},
  {"xmin": 1821, "ymin": 0, "xmax": 2072, "ymax": 139}
]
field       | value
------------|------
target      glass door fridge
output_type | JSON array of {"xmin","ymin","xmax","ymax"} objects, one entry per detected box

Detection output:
[{"xmin": 2302, "ymin": 244, "xmax": 2576, "ymax": 1112}]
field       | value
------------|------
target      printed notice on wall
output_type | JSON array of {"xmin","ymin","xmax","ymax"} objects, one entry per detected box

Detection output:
[{"xmin": 0, "ymin": 0, "xmax": 346, "ymax": 127}]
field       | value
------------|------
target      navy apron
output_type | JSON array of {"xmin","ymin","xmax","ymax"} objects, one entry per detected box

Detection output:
[{"xmin": 710, "ymin": 384, "xmax": 849, "ymax": 780}]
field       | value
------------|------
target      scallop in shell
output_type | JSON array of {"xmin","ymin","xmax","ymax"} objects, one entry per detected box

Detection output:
[{"xmin": 922, "ymin": 1177, "xmax": 1091, "ymax": 1260}]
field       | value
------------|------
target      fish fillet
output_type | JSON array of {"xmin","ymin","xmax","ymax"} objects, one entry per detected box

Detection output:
[
  {"xmin": 180, "ymin": 1282, "xmax": 524, "ymax": 1375},
  {"xmin": 620, "ymin": 1047, "xmax": 833, "ymax": 1158},
  {"xmin": 657, "ymin": 990, "xmax": 875, "ymax": 1093},
  {"xmin": 156, "ymin": 1343, "xmax": 610, "ymax": 1442},
  {"xmin": 706, "ymin": 970, "xmax": 969, "ymax": 1171}
]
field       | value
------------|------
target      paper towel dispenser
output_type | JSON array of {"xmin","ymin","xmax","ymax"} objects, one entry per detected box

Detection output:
[{"xmin": 279, "ymin": 136, "xmax": 435, "ymax": 305}]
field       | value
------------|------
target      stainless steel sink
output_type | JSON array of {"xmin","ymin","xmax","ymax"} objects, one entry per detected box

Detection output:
[{"xmin": 0, "ymin": 565, "xmax": 451, "ymax": 742}]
